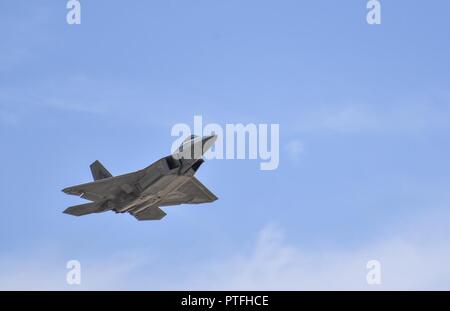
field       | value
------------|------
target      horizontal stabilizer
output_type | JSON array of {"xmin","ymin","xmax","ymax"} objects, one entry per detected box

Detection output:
[
  {"xmin": 63, "ymin": 202, "xmax": 103, "ymax": 217},
  {"xmin": 132, "ymin": 207, "xmax": 167, "ymax": 221},
  {"xmin": 90, "ymin": 160, "xmax": 112, "ymax": 181}
]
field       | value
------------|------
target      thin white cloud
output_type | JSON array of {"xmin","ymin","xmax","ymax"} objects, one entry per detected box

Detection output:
[
  {"xmin": 0, "ymin": 75, "xmax": 130, "ymax": 117},
  {"xmin": 0, "ymin": 76, "xmax": 182, "ymax": 127},
  {"xmin": 0, "ymin": 248, "xmax": 148, "ymax": 291},
  {"xmin": 2, "ymin": 209, "xmax": 450, "ymax": 290},
  {"xmin": 285, "ymin": 139, "xmax": 304, "ymax": 162},
  {"xmin": 293, "ymin": 95, "xmax": 450, "ymax": 134},
  {"xmin": 184, "ymin": 219, "xmax": 450, "ymax": 290},
  {"xmin": 0, "ymin": 108, "xmax": 19, "ymax": 126}
]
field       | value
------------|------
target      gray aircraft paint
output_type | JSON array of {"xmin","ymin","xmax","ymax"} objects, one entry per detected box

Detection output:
[{"xmin": 62, "ymin": 135, "xmax": 218, "ymax": 221}]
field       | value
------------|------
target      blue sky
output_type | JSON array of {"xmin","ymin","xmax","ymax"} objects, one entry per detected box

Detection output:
[{"xmin": 1, "ymin": 0, "xmax": 450, "ymax": 290}]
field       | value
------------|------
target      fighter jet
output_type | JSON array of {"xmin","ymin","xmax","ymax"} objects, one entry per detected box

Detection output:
[{"xmin": 62, "ymin": 135, "xmax": 218, "ymax": 221}]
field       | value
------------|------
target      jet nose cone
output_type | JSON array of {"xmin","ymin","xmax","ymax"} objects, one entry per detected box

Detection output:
[{"xmin": 202, "ymin": 135, "xmax": 217, "ymax": 153}]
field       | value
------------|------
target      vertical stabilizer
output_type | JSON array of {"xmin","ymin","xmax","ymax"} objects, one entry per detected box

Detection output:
[{"xmin": 90, "ymin": 160, "xmax": 112, "ymax": 180}]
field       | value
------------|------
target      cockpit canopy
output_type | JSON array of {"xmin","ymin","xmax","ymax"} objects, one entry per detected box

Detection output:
[{"xmin": 172, "ymin": 135, "xmax": 217, "ymax": 160}]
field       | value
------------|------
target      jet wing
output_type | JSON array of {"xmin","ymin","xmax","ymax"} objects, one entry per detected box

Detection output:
[
  {"xmin": 62, "ymin": 170, "xmax": 144, "ymax": 201},
  {"xmin": 159, "ymin": 176, "xmax": 218, "ymax": 206},
  {"xmin": 132, "ymin": 206, "xmax": 167, "ymax": 221}
]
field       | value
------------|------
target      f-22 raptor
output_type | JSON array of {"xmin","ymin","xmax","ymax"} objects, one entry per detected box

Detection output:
[{"xmin": 62, "ymin": 135, "xmax": 218, "ymax": 221}]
